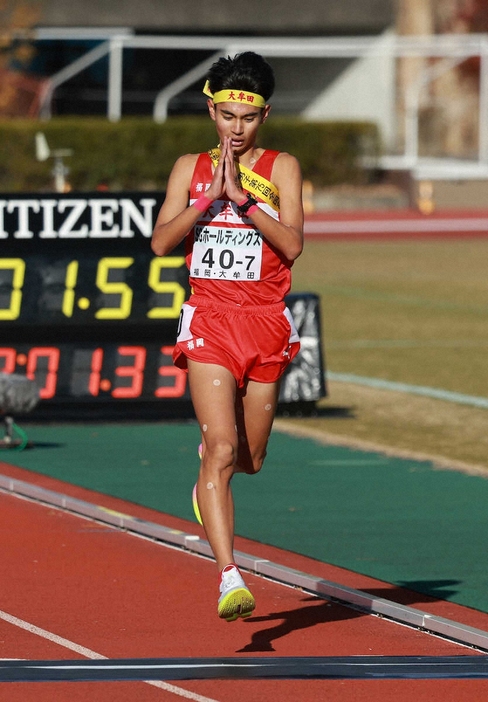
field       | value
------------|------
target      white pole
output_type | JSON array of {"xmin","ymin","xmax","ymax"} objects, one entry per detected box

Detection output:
[
  {"xmin": 108, "ymin": 37, "xmax": 124, "ymax": 122},
  {"xmin": 479, "ymin": 41, "xmax": 488, "ymax": 164},
  {"xmin": 404, "ymin": 82, "xmax": 420, "ymax": 163}
]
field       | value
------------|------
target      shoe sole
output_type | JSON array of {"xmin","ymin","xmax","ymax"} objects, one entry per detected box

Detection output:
[{"xmin": 218, "ymin": 587, "xmax": 255, "ymax": 622}]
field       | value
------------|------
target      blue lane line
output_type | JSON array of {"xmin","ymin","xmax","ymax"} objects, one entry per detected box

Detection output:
[
  {"xmin": 1, "ymin": 656, "xmax": 487, "ymax": 682},
  {"xmin": 328, "ymin": 372, "xmax": 488, "ymax": 410}
]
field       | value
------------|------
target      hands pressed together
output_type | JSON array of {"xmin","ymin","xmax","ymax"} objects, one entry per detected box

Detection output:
[{"xmin": 205, "ymin": 137, "xmax": 245, "ymax": 205}]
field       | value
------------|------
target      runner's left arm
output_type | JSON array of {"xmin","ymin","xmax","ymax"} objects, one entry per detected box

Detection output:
[{"xmin": 223, "ymin": 146, "xmax": 304, "ymax": 262}]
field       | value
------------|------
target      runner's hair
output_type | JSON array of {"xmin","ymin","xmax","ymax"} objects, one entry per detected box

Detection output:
[{"xmin": 205, "ymin": 52, "xmax": 275, "ymax": 101}]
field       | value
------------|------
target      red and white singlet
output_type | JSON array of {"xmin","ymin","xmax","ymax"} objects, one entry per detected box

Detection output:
[
  {"xmin": 173, "ymin": 150, "xmax": 300, "ymax": 385},
  {"xmin": 186, "ymin": 150, "xmax": 293, "ymax": 306}
]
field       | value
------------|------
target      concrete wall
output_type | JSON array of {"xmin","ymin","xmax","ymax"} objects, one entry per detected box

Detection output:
[
  {"xmin": 303, "ymin": 31, "xmax": 397, "ymax": 149},
  {"xmin": 37, "ymin": 0, "xmax": 395, "ymax": 34}
]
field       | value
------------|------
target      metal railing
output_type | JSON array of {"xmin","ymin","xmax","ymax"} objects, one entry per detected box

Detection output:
[{"xmin": 35, "ymin": 30, "xmax": 488, "ymax": 179}]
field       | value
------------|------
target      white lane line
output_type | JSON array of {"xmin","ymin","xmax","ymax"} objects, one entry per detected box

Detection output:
[
  {"xmin": 0, "ymin": 610, "xmax": 105, "ymax": 660},
  {"xmin": 328, "ymin": 371, "xmax": 488, "ymax": 409},
  {"xmin": 0, "ymin": 609, "xmax": 219, "ymax": 701}
]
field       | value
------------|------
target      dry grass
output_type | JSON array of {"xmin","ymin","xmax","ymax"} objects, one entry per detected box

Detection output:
[{"xmin": 285, "ymin": 237, "xmax": 488, "ymax": 475}]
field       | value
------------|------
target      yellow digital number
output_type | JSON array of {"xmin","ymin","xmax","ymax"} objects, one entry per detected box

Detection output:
[
  {"xmin": 95, "ymin": 257, "xmax": 134, "ymax": 320},
  {"xmin": 0, "ymin": 258, "xmax": 25, "ymax": 320},
  {"xmin": 62, "ymin": 261, "xmax": 79, "ymax": 318},
  {"xmin": 147, "ymin": 257, "xmax": 186, "ymax": 319}
]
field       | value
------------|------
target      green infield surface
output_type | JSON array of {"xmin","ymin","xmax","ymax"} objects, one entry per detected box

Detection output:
[
  {"xmin": 291, "ymin": 238, "xmax": 488, "ymax": 470},
  {"xmin": 3, "ymin": 419, "xmax": 487, "ymax": 614}
]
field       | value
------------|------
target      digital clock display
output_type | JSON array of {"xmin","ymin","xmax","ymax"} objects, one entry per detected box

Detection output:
[
  {"xmin": 0, "ymin": 252, "xmax": 188, "ymax": 325},
  {"xmin": 1, "ymin": 193, "xmax": 326, "ymax": 415},
  {"xmin": 0, "ymin": 192, "xmax": 189, "ymax": 327},
  {"xmin": 0, "ymin": 343, "xmax": 189, "ymax": 402}
]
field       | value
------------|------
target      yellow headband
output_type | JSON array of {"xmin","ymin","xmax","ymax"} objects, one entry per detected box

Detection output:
[{"xmin": 203, "ymin": 80, "xmax": 267, "ymax": 108}]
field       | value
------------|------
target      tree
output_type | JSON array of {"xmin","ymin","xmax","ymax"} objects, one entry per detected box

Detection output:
[
  {"xmin": 396, "ymin": 0, "xmax": 434, "ymax": 35},
  {"xmin": 0, "ymin": 0, "xmax": 41, "ymax": 117},
  {"xmin": 395, "ymin": 0, "xmax": 486, "ymax": 159}
]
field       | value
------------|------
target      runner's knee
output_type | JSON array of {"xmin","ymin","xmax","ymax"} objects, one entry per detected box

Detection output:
[
  {"xmin": 252, "ymin": 447, "xmax": 267, "ymax": 474},
  {"xmin": 201, "ymin": 439, "xmax": 237, "ymax": 477},
  {"xmin": 240, "ymin": 447, "xmax": 267, "ymax": 475}
]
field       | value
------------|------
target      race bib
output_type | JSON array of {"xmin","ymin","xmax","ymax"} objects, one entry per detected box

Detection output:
[{"xmin": 190, "ymin": 225, "xmax": 263, "ymax": 281}]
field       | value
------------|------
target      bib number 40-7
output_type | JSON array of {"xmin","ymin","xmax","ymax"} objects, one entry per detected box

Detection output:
[
  {"xmin": 191, "ymin": 224, "xmax": 263, "ymax": 280},
  {"xmin": 191, "ymin": 246, "xmax": 262, "ymax": 281}
]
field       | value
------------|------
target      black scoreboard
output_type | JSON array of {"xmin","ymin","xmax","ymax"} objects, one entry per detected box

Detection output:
[{"xmin": 0, "ymin": 193, "xmax": 326, "ymax": 418}]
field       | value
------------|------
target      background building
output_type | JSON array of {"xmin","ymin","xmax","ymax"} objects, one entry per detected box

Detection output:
[
  {"xmin": 34, "ymin": 0, "xmax": 395, "ymax": 34},
  {"xmin": 22, "ymin": 0, "xmax": 395, "ymax": 120},
  {"xmin": 4, "ymin": 0, "xmax": 488, "ymax": 176}
]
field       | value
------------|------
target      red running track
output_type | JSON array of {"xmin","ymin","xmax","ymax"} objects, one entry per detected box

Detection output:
[
  {"xmin": 0, "ymin": 461, "xmax": 487, "ymax": 702},
  {"xmin": 304, "ymin": 208, "xmax": 488, "ymax": 240}
]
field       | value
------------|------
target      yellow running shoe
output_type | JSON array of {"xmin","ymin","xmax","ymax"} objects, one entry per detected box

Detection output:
[
  {"xmin": 218, "ymin": 564, "xmax": 255, "ymax": 622},
  {"xmin": 192, "ymin": 443, "xmax": 204, "ymax": 525},
  {"xmin": 192, "ymin": 483, "xmax": 203, "ymax": 526}
]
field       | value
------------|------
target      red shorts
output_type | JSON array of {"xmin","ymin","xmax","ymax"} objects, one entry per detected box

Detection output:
[{"xmin": 173, "ymin": 295, "xmax": 300, "ymax": 387}]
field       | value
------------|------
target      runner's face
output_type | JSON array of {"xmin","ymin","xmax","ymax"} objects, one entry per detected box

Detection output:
[{"xmin": 208, "ymin": 100, "xmax": 270, "ymax": 156}]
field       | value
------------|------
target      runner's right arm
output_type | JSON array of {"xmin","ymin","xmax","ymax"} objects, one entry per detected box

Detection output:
[{"xmin": 151, "ymin": 150, "xmax": 226, "ymax": 257}]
